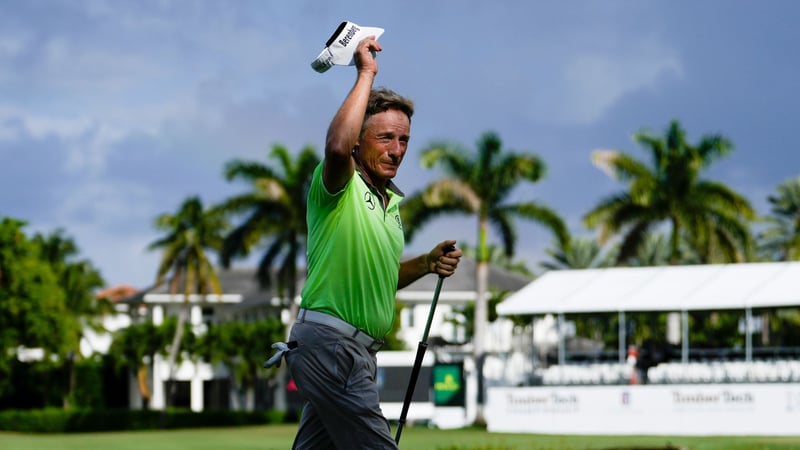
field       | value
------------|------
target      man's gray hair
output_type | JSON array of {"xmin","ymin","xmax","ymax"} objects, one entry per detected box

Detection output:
[{"xmin": 363, "ymin": 87, "xmax": 414, "ymax": 133}]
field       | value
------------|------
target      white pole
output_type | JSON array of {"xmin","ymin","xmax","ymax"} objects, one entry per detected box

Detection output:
[
  {"xmin": 681, "ymin": 310, "xmax": 689, "ymax": 364},
  {"xmin": 558, "ymin": 313, "xmax": 566, "ymax": 366},
  {"xmin": 745, "ymin": 307, "xmax": 753, "ymax": 362},
  {"xmin": 618, "ymin": 311, "xmax": 626, "ymax": 364}
]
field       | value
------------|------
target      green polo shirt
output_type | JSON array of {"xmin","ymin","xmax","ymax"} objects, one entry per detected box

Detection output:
[{"xmin": 300, "ymin": 162, "xmax": 405, "ymax": 338}]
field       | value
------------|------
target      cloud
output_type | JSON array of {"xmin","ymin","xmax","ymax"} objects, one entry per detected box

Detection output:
[
  {"xmin": 0, "ymin": 107, "xmax": 88, "ymax": 140},
  {"xmin": 53, "ymin": 180, "xmax": 155, "ymax": 230},
  {"xmin": 61, "ymin": 219, "xmax": 162, "ymax": 288},
  {"xmin": 540, "ymin": 38, "xmax": 684, "ymax": 126},
  {"xmin": 0, "ymin": 34, "xmax": 28, "ymax": 67},
  {"xmin": 0, "ymin": 107, "xmax": 134, "ymax": 175},
  {"xmin": 43, "ymin": 179, "xmax": 163, "ymax": 286}
]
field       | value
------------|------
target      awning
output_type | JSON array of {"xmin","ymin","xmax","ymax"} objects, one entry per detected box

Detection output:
[{"xmin": 497, "ymin": 261, "xmax": 800, "ymax": 316}]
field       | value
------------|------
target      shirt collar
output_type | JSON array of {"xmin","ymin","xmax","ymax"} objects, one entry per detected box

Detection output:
[{"xmin": 355, "ymin": 164, "xmax": 405, "ymax": 197}]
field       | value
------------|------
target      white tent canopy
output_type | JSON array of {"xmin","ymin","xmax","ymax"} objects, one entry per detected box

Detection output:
[
  {"xmin": 497, "ymin": 261, "xmax": 800, "ymax": 316},
  {"xmin": 497, "ymin": 261, "xmax": 800, "ymax": 364}
]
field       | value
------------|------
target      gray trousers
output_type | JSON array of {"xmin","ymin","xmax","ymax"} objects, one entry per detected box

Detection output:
[{"xmin": 285, "ymin": 320, "xmax": 398, "ymax": 450}]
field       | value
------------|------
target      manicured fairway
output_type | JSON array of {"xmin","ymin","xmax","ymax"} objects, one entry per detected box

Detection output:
[{"xmin": 2, "ymin": 424, "xmax": 800, "ymax": 449}]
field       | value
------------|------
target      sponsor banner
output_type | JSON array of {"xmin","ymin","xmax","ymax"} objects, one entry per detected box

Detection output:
[
  {"xmin": 487, "ymin": 384, "xmax": 800, "ymax": 436},
  {"xmin": 433, "ymin": 363, "xmax": 465, "ymax": 407}
]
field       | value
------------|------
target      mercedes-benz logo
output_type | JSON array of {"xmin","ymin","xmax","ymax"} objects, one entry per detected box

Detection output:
[{"xmin": 364, "ymin": 191, "xmax": 376, "ymax": 210}]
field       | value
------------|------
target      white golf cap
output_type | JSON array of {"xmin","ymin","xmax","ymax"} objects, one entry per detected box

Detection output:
[{"xmin": 311, "ymin": 21, "xmax": 384, "ymax": 73}]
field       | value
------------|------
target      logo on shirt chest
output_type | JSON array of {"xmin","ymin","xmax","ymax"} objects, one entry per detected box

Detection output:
[
  {"xmin": 364, "ymin": 191, "xmax": 376, "ymax": 210},
  {"xmin": 363, "ymin": 190, "xmax": 403, "ymax": 230}
]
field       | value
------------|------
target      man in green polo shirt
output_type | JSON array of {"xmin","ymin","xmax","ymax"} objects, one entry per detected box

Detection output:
[{"xmin": 284, "ymin": 35, "xmax": 462, "ymax": 449}]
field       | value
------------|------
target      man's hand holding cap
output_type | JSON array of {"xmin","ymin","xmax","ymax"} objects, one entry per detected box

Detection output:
[{"xmin": 311, "ymin": 21, "xmax": 384, "ymax": 73}]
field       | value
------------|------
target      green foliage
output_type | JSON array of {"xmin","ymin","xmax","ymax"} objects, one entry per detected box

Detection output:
[
  {"xmin": 149, "ymin": 196, "xmax": 227, "ymax": 296},
  {"xmin": 68, "ymin": 359, "xmax": 104, "ymax": 410},
  {"xmin": 0, "ymin": 218, "xmax": 90, "ymax": 401},
  {"xmin": 758, "ymin": 176, "xmax": 800, "ymax": 261},
  {"xmin": 541, "ymin": 235, "xmax": 616, "ymax": 270},
  {"xmin": 149, "ymin": 196, "xmax": 228, "ymax": 406},
  {"xmin": 770, "ymin": 308, "xmax": 800, "ymax": 346},
  {"xmin": 218, "ymin": 144, "xmax": 320, "ymax": 301},
  {"xmin": 32, "ymin": 228, "xmax": 107, "ymax": 408},
  {"xmin": 33, "ymin": 228, "xmax": 108, "ymax": 325},
  {"xmin": 569, "ymin": 312, "xmax": 618, "ymax": 349},
  {"xmin": 403, "ymin": 131, "xmax": 568, "ymax": 255},
  {"xmin": 107, "ymin": 321, "xmax": 164, "ymax": 373},
  {"xmin": 0, "ymin": 360, "xmax": 63, "ymax": 409},
  {"xmin": 585, "ymin": 120, "xmax": 755, "ymax": 265},
  {"xmin": 215, "ymin": 145, "xmax": 321, "ymax": 413},
  {"xmin": 687, "ymin": 311, "xmax": 742, "ymax": 349},
  {"xmin": 0, "ymin": 408, "xmax": 283, "ymax": 433},
  {"xmin": 106, "ymin": 318, "xmax": 182, "ymax": 410},
  {"xmin": 196, "ymin": 319, "xmax": 285, "ymax": 387},
  {"xmin": 626, "ymin": 312, "xmax": 670, "ymax": 345},
  {"xmin": 0, "ymin": 356, "xmax": 127, "ymax": 410}
]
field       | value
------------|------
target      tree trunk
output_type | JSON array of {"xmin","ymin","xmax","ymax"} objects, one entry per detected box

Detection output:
[
  {"xmin": 137, "ymin": 365, "xmax": 152, "ymax": 410},
  {"xmin": 669, "ymin": 217, "xmax": 681, "ymax": 265},
  {"xmin": 165, "ymin": 304, "xmax": 189, "ymax": 409},
  {"xmin": 62, "ymin": 351, "xmax": 76, "ymax": 410},
  {"xmin": 473, "ymin": 217, "xmax": 490, "ymax": 425}
]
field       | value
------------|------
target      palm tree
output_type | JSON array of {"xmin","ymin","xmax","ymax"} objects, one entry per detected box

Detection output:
[
  {"xmin": 584, "ymin": 120, "xmax": 756, "ymax": 265},
  {"xmin": 218, "ymin": 144, "xmax": 319, "ymax": 325},
  {"xmin": 753, "ymin": 176, "xmax": 800, "ymax": 347},
  {"xmin": 217, "ymin": 144, "xmax": 319, "ymax": 412},
  {"xmin": 33, "ymin": 229, "xmax": 107, "ymax": 409},
  {"xmin": 626, "ymin": 233, "xmax": 682, "ymax": 266},
  {"xmin": 540, "ymin": 235, "xmax": 615, "ymax": 270},
  {"xmin": 758, "ymin": 176, "xmax": 800, "ymax": 261},
  {"xmin": 148, "ymin": 195, "xmax": 226, "ymax": 408},
  {"xmin": 402, "ymin": 131, "xmax": 568, "ymax": 420}
]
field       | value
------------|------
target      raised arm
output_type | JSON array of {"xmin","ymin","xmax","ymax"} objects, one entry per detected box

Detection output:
[{"xmin": 322, "ymin": 36, "xmax": 382, "ymax": 193}]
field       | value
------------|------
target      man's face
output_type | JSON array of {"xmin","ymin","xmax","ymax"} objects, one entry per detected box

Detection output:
[{"xmin": 357, "ymin": 109, "xmax": 410, "ymax": 185}]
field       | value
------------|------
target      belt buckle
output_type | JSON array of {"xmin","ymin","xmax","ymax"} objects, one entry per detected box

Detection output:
[{"xmin": 369, "ymin": 338, "xmax": 385, "ymax": 353}]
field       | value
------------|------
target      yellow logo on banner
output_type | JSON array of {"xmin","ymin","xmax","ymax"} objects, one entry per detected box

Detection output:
[{"xmin": 434, "ymin": 374, "xmax": 461, "ymax": 392}]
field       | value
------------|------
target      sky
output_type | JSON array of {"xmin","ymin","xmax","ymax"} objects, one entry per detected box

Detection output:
[{"xmin": 2, "ymin": 1, "xmax": 799, "ymax": 289}]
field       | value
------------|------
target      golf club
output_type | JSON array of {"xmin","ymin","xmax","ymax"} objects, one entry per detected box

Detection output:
[{"xmin": 395, "ymin": 245, "xmax": 454, "ymax": 444}]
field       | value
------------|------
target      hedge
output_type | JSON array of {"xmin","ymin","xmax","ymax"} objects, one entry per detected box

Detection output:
[{"xmin": 0, "ymin": 408, "xmax": 286, "ymax": 433}]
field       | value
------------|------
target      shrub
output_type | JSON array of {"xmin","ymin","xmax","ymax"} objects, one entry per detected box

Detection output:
[{"xmin": 0, "ymin": 408, "xmax": 285, "ymax": 433}]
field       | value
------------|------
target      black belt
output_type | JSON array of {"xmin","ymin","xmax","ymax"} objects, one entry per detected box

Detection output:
[{"xmin": 297, "ymin": 308, "xmax": 385, "ymax": 353}]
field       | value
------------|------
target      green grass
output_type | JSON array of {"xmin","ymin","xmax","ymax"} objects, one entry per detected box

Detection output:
[{"xmin": 1, "ymin": 424, "xmax": 800, "ymax": 450}]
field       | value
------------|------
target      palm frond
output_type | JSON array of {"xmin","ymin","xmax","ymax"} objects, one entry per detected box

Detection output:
[
  {"xmin": 488, "ymin": 210, "xmax": 516, "ymax": 257},
  {"xmin": 616, "ymin": 221, "xmax": 652, "ymax": 264},
  {"xmin": 505, "ymin": 202, "xmax": 569, "ymax": 249},
  {"xmin": 224, "ymin": 159, "xmax": 278, "ymax": 182}
]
